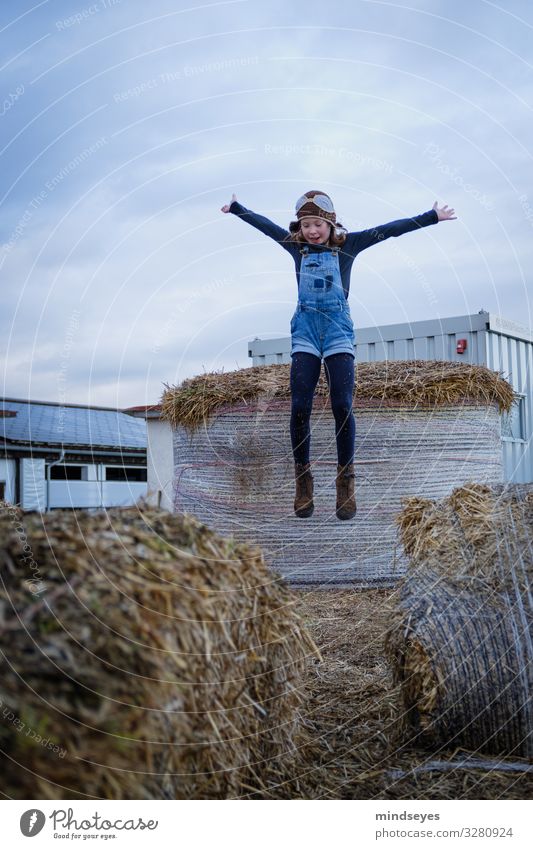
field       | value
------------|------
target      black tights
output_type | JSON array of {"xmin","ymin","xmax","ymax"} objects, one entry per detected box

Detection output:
[{"xmin": 290, "ymin": 352, "xmax": 355, "ymax": 466}]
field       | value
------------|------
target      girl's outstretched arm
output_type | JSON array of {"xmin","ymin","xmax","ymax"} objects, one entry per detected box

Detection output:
[
  {"xmin": 221, "ymin": 193, "xmax": 291, "ymax": 249},
  {"xmin": 348, "ymin": 201, "xmax": 456, "ymax": 254}
]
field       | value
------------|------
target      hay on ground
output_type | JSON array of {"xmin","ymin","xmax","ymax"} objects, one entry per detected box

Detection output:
[
  {"xmin": 0, "ymin": 502, "xmax": 318, "ymax": 800},
  {"xmin": 160, "ymin": 360, "xmax": 515, "ymax": 430},
  {"xmin": 385, "ymin": 484, "xmax": 533, "ymax": 759}
]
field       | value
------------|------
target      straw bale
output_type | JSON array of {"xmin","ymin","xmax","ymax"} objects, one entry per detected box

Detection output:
[
  {"xmin": 385, "ymin": 484, "xmax": 533, "ymax": 759},
  {"xmin": 169, "ymin": 399, "xmax": 506, "ymax": 588},
  {"xmin": 0, "ymin": 502, "xmax": 317, "ymax": 799},
  {"xmin": 161, "ymin": 360, "xmax": 515, "ymax": 430},
  {"xmin": 257, "ymin": 589, "xmax": 532, "ymax": 800},
  {"xmin": 162, "ymin": 361, "xmax": 511, "ymax": 588}
]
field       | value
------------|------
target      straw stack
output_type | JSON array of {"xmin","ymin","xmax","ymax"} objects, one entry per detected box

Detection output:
[
  {"xmin": 0, "ymin": 502, "xmax": 317, "ymax": 799},
  {"xmin": 161, "ymin": 360, "xmax": 514, "ymax": 429},
  {"xmin": 385, "ymin": 483, "xmax": 533, "ymax": 759}
]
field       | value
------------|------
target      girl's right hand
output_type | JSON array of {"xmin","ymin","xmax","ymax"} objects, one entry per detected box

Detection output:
[{"xmin": 220, "ymin": 193, "xmax": 237, "ymax": 213}]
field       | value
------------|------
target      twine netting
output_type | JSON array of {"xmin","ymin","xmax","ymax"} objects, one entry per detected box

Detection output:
[
  {"xmin": 171, "ymin": 395, "xmax": 504, "ymax": 587},
  {"xmin": 385, "ymin": 484, "xmax": 533, "ymax": 758},
  {"xmin": 163, "ymin": 361, "xmax": 511, "ymax": 587}
]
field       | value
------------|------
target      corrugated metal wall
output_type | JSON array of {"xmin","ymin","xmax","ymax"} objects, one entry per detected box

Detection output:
[
  {"xmin": 485, "ymin": 329, "xmax": 532, "ymax": 483},
  {"xmin": 248, "ymin": 312, "xmax": 533, "ymax": 483},
  {"xmin": 355, "ymin": 330, "xmax": 488, "ymax": 364}
]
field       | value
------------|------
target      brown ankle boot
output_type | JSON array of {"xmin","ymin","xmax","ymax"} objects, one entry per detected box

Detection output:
[
  {"xmin": 336, "ymin": 462, "xmax": 356, "ymax": 520},
  {"xmin": 294, "ymin": 462, "xmax": 314, "ymax": 518}
]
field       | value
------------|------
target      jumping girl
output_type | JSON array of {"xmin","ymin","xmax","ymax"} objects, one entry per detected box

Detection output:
[{"xmin": 221, "ymin": 190, "xmax": 456, "ymax": 520}]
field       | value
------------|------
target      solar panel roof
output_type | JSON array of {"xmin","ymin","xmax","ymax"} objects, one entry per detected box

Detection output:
[{"xmin": 1, "ymin": 399, "xmax": 146, "ymax": 450}]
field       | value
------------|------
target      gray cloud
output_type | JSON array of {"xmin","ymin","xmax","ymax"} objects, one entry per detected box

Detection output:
[{"xmin": 1, "ymin": 0, "xmax": 532, "ymax": 406}]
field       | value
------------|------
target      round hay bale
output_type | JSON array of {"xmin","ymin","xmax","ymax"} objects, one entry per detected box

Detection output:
[
  {"xmin": 385, "ymin": 484, "xmax": 533, "ymax": 758},
  {"xmin": 0, "ymin": 502, "xmax": 317, "ymax": 799},
  {"xmin": 161, "ymin": 361, "xmax": 513, "ymax": 588}
]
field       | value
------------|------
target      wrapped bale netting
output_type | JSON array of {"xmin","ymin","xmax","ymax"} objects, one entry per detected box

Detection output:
[
  {"xmin": 0, "ymin": 503, "xmax": 317, "ymax": 800},
  {"xmin": 161, "ymin": 360, "xmax": 514, "ymax": 588},
  {"xmin": 385, "ymin": 483, "xmax": 533, "ymax": 759}
]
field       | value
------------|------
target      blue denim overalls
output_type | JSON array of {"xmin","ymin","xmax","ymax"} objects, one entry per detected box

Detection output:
[{"xmin": 290, "ymin": 244, "xmax": 355, "ymax": 359}]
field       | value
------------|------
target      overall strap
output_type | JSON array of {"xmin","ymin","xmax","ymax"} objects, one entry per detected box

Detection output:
[{"xmin": 299, "ymin": 244, "xmax": 340, "ymax": 256}]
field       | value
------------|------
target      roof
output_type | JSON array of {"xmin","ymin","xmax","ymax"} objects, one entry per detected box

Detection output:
[
  {"xmin": 1, "ymin": 398, "xmax": 146, "ymax": 451},
  {"xmin": 124, "ymin": 404, "xmax": 162, "ymax": 420}
]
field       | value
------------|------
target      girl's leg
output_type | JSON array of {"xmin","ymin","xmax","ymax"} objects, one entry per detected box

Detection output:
[
  {"xmin": 323, "ymin": 353, "xmax": 356, "ymax": 465},
  {"xmin": 290, "ymin": 352, "xmax": 322, "ymax": 464}
]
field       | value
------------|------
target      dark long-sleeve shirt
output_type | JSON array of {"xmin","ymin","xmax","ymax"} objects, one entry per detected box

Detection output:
[{"xmin": 229, "ymin": 200, "xmax": 439, "ymax": 299}]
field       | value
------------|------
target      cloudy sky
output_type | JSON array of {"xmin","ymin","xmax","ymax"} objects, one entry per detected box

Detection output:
[{"xmin": 1, "ymin": 0, "xmax": 532, "ymax": 407}]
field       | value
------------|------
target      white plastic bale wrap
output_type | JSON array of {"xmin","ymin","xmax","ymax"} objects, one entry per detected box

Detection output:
[{"xmin": 172, "ymin": 396, "xmax": 504, "ymax": 587}]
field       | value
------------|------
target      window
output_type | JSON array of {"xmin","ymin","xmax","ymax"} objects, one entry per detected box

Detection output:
[
  {"xmin": 0, "ymin": 482, "xmax": 5, "ymax": 500},
  {"xmin": 105, "ymin": 466, "xmax": 147, "ymax": 482},
  {"xmin": 49, "ymin": 465, "xmax": 84, "ymax": 480},
  {"xmin": 501, "ymin": 395, "xmax": 525, "ymax": 441}
]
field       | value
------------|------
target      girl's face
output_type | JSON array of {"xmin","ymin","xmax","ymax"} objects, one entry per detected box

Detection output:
[{"xmin": 300, "ymin": 217, "xmax": 331, "ymax": 244}]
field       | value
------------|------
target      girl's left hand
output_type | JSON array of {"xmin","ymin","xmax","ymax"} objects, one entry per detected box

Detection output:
[{"xmin": 433, "ymin": 201, "xmax": 457, "ymax": 221}]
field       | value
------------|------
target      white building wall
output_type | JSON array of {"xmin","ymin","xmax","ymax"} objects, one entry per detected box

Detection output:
[
  {"xmin": 20, "ymin": 458, "xmax": 46, "ymax": 510},
  {"xmin": 48, "ymin": 480, "xmax": 146, "ymax": 508},
  {"xmin": 6, "ymin": 459, "xmax": 147, "ymax": 511},
  {"xmin": 146, "ymin": 419, "xmax": 174, "ymax": 511},
  {"xmin": 0, "ymin": 458, "xmax": 17, "ymax": 502}
]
